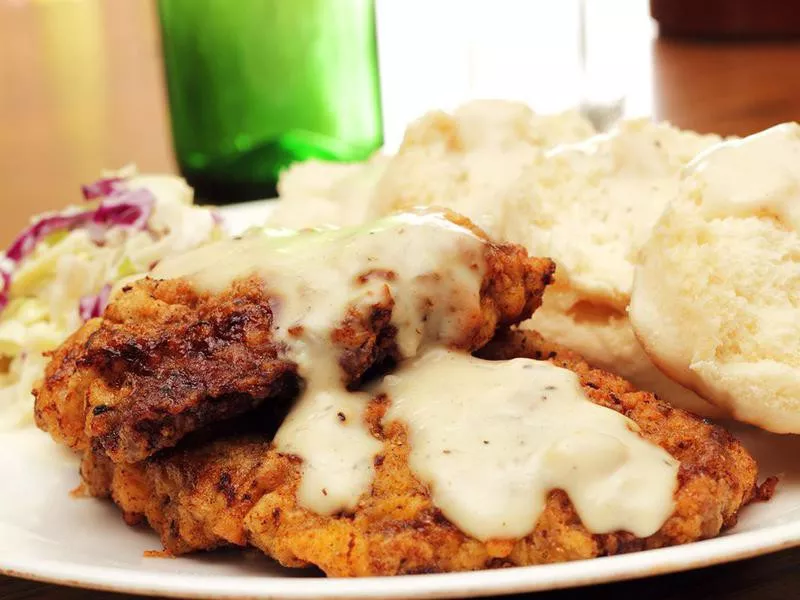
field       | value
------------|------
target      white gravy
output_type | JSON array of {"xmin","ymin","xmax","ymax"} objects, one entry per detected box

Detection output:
[
  {"xmin": 151, "ymin": 209, "xmax": 679, "ymax": 537},
  {"xmin": 379, "ymin": 348, "xmax": 679, "ymax": 540},
  {"xmin": 153, "ymin": 210, "xmax": 488, "ymax": 514}
]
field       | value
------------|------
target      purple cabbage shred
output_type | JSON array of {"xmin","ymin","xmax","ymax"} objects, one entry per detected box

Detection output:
[
  {"xmin": 0, "ymin": 268, "xmax": 11, "ymax": 312},
  {"xmin": 78, "ymin": 283, "xmax": 112, "ymax": 322},
  {"xmin": 81, "ymin": 177, "xmax": 125, "ymax": 200},
  {"xmin": 0, "ymin": 175, "xmax": 155, "ymax": 318}
]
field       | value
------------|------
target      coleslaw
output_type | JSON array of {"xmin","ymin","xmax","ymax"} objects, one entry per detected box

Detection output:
[{"xmin": 0, "ymin": 169, "xmax": 225, "ymax": 429}]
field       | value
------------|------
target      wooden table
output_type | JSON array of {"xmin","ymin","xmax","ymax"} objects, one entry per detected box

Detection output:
[{"xmin": 2, "ymin": 1, "xmax": 800, "ymax": 599}]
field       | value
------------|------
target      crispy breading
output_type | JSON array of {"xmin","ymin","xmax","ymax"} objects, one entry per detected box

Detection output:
[
  {"xmin": 245, "ymin": 332, "xmax": 759, "ymax": 575},
  {"xmin": 81, "ymin": 330, "xmax": 761, "ymax": 576},
  {"xmin": 82, "ymin": 436, "xmax": 272, "ymax": 554},
  {"xmin": 80, "ymin": 404, "xmax": 291, "ymax": 554},
  {"xmin": 35, "ymin": 228, "xmax": 554, "ymax": 464},
  {"xmin": 34, "ymin": 319, "xmax": 103, "ymax": 453},
  {"xmin": 36, "ymin": 276, "xmax": 301, "ymax": 463}
]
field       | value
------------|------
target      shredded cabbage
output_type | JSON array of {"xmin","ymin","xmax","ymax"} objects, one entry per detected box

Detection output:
[
  {"xmin": 81, "ymin": 176, "xmax": 125, "ymax": 200},
  {"xmin": 0, "ymin": 169, "xmax": 225, "ymax": 429},
  {"xmin": 78, "ymin": 284, "xmax": 112, "ymax": 322}
]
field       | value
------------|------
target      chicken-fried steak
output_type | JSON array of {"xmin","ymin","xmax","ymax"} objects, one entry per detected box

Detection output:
[
  {"xmin": 81, "ymin": 435, "xmax": 272, "ymax": 554},
  {"xmin": 36, "ymin": 211, "xmax": 554, "ymax": 464},
  {"xmin": 79, "ymin": 331, "xmax": 762, "ymax": 576},
  {"xmin": 246, "ymin": 333, "xmax": 760, "ymax": 575}
]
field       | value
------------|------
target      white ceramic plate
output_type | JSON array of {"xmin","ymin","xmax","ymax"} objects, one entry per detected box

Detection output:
[{"xmin": 1, "ymin": 201, "xmax": 800, "ymax": 599}]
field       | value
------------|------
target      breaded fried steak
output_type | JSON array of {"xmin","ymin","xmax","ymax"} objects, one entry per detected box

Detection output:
[
  {"xmin": 247, "ymin": 332, "xmax": 760, "ymax": 576},
  {"xmin": 81, "ymin": 436, "xmax": 272, "ymax": 554},
  {"xmin": 36, "ymin": 206, "xmax": 766, "ymax": 579},
  {"xmin": 35, "ymin": 210, "xmax": 554, "ymax": 463},
  {"xmin": 79, "ymin": 331, "xmax": 761, "ymax": 577}
]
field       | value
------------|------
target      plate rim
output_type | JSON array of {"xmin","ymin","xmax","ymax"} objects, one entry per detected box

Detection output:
[{"xmin": 2, "ymin": 519, "xmax": 799, "ymax": 600}]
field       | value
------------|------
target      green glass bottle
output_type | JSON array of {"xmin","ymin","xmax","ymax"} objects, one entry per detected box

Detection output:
[{"xmin": 157, "ymin": 0, "xmax": 383, "ymax": 202}]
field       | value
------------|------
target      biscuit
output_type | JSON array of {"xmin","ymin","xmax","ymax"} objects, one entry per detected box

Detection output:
[{"xmin": 631, "ymin": 123, "xmax": 800, "ymax": 432}]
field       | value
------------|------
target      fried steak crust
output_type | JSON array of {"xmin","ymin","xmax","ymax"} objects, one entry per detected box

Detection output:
[
  {"xmin": 80, "ymin": 331, "xmax": 761, "ymax": 576},
  {"xmin": 36, "ymin": 232, "xmax": 554, "ymax": 464}
]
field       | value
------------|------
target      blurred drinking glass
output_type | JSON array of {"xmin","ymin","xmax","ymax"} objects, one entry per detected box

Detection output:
[{"xmin": 157, "ymin": 0, "xmax": 383, "ymax": 203}]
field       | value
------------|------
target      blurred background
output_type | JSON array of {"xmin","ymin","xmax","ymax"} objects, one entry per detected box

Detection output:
[{"xmin": 1, "ymin": 0, "xmax": 800, "ymax": 241}]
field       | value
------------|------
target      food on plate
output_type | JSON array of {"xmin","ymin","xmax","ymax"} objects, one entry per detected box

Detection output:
[
  {"xmin": 35, "ymin": 209, "xmax": 554, "ymax": 462},
  {"xmin": 35, "ymin": 206, "xmax": 766, "ymax": 577},
  {"xmin": 630, "ymin": 124, "xmax": 800, "ymax": 433},
  {"xmin": 270, "ymin": 153, "xmax": 389, "ymax": 229},
  {"xmin": 268, "ymin": 100, "xmax": 596, "ymax": 234},
  {"xmin": 513, "ymin": 120, "xmax": 724, "ymax": 416},
  {"xmin": 16, "ymin": 94, "xmax": 791, "ymax": 580},
  {"xmin": 522, "ymin": 290, "xmax": 719, "ymax": 418},
  {"xmin": 271, "ymin": 106, "xmax": 722, "ymax": 415},
  {"xmin": 249, "ymin": 333, "xmax": 757, "ymax": 576},
  {"xmin": 80, "ymin": 432, "xmax": 275, "ymax": 555},
  {"xmin": 76, "ymin": 330, "xmax": 760, "ymax": 576},
  {"xmin": 366, "ymin": 100, "xmax": 596, "ymax": 236},
  {"xmin": 0, "ymin": 171, "xmax": 222, "ymax": 429},
  {"xmin": 504, "ymin": 119, "xmax": 721, "ymax": 307}
]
